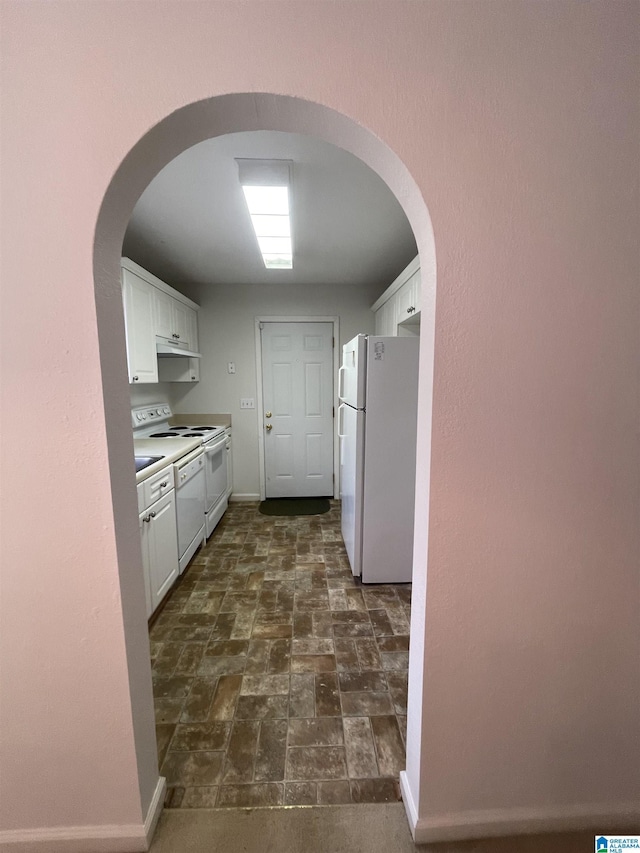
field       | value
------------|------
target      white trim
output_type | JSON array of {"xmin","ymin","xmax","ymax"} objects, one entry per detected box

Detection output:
[
  {"xmin": 230, "ymin": 493, "xmax": 261, "ymax": 502},
  {"xmin": 144, "ymin": 776, "xmax": 166, "ymax": 848},
  {"xmin": 408, "ymin": 800, "xmax": 640, "ymax": 845},
  {"xmin": 0, "ymin": 824, "xmax": 148, "ymax": 853},
  {"xmin": 399, "ymin": 770, "xmax": 419, "ymax": 839},
  {"xmin": 370, "ymin": 253, "xmax": 420, "ymax": 313},
  {"xmin": 254, "ymin": 316, "xmax": 340, "ymax": 502},
  {"xmin": 0, "ymin": 777, "xmax": 166, "ymax": 853}
]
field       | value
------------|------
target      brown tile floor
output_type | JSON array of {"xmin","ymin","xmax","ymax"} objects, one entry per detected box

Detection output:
[{"xmin": 150, "ymin": 500, "xmax": 410, "ymax": 809}]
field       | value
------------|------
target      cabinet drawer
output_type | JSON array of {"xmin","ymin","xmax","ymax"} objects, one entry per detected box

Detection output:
[{"xmin": 143, "ymin": 465, "xmax": 174, "ymax": 509}]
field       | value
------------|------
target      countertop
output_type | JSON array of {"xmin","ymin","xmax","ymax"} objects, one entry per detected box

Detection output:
[{"xmin": 134, "ymin": 436, "xmax": 202, "ymax": 483}]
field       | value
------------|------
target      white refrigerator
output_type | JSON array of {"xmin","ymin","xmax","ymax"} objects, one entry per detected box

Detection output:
[{"xmin": 338, "ymin": 334, "xmax": 419, "ymax": 583}]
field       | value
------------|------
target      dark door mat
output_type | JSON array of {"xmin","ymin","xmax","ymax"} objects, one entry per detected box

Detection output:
[{"xmin": 259, "ymin": 497, "xmax": 331, "ymax": 516}]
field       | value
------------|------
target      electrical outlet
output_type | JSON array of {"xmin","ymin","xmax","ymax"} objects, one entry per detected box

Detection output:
[
  {"xmin": 227, "ymin": 362, "xmax": 236, "ymax": 374},
  {"xmin": 240, "ymin": 398, "xmax": 255, "ymax": 409}
]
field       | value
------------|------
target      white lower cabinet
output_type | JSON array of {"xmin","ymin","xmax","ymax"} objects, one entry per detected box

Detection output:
[{"xmin": 139, "ymin": 481, "xmax": 179, "ymax": 617}]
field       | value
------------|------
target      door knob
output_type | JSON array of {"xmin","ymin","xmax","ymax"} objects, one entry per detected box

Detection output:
[
  {"xmin": 265, "ymin": 411, "xmax": 272, "ymax": 418},
  {"xmin": 265, "ymin": 423, "xmax": 273, "ymax": 431}
]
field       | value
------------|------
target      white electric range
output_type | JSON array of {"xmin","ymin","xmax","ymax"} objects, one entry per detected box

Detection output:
[{"xmin": 132, "ymin": 404, "xmax": 229, "ymax": 571}]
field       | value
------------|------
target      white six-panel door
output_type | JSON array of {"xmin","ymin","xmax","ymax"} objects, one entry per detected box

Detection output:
[{"xmin": 261, "ymin": 322, "xmax": 334, "ymax": 497}]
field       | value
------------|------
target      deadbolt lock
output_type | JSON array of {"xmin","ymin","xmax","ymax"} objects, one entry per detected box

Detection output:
[{"xmin": 265, "ymin": 411, "xmax": 272, "ymax": 418}]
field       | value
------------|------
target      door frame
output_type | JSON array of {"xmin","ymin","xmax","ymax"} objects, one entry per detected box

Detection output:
[{"xmin": 255, "ymin": 315, "xmax": 340, "ymax": 501}]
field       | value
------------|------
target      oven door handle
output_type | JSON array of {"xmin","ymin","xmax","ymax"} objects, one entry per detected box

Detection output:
[{"xmin": 205, "ymin": 436, "xmax": 226, "ymax": 454}]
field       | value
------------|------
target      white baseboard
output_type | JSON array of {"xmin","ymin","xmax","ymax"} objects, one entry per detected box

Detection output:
[
  {"xmin": 144, "ymin": 776, "xmax": 166, "ymax": 847},
  {"xmin": 0, "ymin": 824, "xmax": 148, "ymax": 853},
  {"xmin": 229, "ymin": 493, "xmax": 260, "ymax": 502},
  {"xmin": 405, "ymin": 798, "xmax": 640, "ymax": 844},
  {"xmin": 399, "ymin": 771, "xmax": 419, "ymax": 839},
  {"xmin": 0, "ymin": 777, "xmax": 166, "ymax": 853}
]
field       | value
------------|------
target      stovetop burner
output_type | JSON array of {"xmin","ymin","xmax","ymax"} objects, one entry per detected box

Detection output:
[{"xmin": 132, "ymin": 404, "xmax": 226, "ymax": 443}]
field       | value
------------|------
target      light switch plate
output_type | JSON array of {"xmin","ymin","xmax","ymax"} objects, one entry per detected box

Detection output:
[
  {"xmin": 227, "ymin": 362, "xmax": 236, "ymax": 374},
  {"xmin": 240, "ymin": 398, "xmax": 255, "ymax": 409}
]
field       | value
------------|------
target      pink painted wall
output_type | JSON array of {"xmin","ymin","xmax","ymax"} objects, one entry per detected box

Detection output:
[{"xmin": 1, "ymin": 0, "xmax": 638, "ymax": 845}]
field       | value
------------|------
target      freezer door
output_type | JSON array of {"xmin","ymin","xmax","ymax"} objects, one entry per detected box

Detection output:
[
  {"xmin": 339, "ymin": 402, "xmax": 365, "ymax": 577},
  {"xmin": 339, "ymin": 334, "xmax": 367, "ymax": 409}
]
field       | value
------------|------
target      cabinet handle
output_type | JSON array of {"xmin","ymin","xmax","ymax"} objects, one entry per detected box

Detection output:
[
  {"xmin": 143, "ymin": 515, "xmax": 151, "ymax": 523},
  {"xmin": 149, "ymin": 511, "xmax": 156, "ymax": 518},
  {"xmin": 191, "ymin": 375, "xmax": 195, "ymax": 380},
  {"xmin": 407, "ymin": 306, "xmax": 415, "ymax": 314},
  {"xmin": 160, "ymin": 481, "xmax": 168, "ymax": 487},
  {"xmin": 133, "ymin": 375, "xmax": 139, "ymax": 381}
]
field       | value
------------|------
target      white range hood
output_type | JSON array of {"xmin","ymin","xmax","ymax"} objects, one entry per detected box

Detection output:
[{"xmin": 156, "ymin": 343, "xmax": 201, "ymax": 358}]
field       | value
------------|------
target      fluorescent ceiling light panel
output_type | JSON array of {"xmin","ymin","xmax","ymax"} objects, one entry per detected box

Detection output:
[
  {"xmin": 250, "ymin": 214, "xmax": 290, "ymax": 237},
  {"xmin": 242, "ymin": 186, "xmax": 289, "ymax": 216},
  {"xmin": 263, "ymin": 255, "xmax": 293, "ymax": 269},
  {"xmin": 237, "ymin": 159, "xmax": 293, "ymax": 270},
  {"xmin": 257, "ymin": 236, "xmax": 291, "ymax": 255}
]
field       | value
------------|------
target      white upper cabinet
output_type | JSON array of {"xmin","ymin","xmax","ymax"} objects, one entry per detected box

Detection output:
[
  {"xmin": 395, "ymin": 269, "xmax": 420, "ymax": 326},
  {"xmin": 374, "ymin": 297, "xmax": 396, "ymax": 337},
  {"xmin": 154, "ymin": 291, "xmax": 197, "ymax": 350},
  {"xmin": 121, "ymin": 258, "xmax": 201, "ymax": 384},
  {"xmin": 122, "ymin": 267, "xmax": 158, "ymax": 384},
  {"xmin": 153, "ymin": 287, "xmax": 175, "ymax": 341},
  {"xmin": 371, "ymin": 255, "xmax": 421, "ymax": 337},
  {"xmin": 186, "ymin": 305, "xmax": 199, "ymax": 353}
]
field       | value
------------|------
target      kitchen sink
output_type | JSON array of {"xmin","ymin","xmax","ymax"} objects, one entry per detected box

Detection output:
[{"xmin": 135, "ymin": 455, "xmax": 164, "ymax": 474}]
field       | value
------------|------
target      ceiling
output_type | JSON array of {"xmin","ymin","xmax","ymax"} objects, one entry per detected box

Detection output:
[{"xmin": 122, "ymin": 131, "xmax": 417, "ymax": 291}]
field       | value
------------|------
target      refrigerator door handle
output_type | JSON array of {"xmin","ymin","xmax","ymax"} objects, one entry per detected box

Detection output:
[
  {"xmin": 338, "ymin": 365, "xmax": 346, "ymax": 401},
  {"xmin": 338, "ymin": 403, "xmax": 347, "ymax": 466}
]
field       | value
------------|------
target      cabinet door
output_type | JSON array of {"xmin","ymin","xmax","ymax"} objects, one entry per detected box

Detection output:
[
  {"xmin": 380, "ymin": 299, "xmax": 396, "ymax": 336},
  {"xmin": 185, "ymin": 306, "xmax": 199, "ymax": 352},
  {"xmin": 412, "ymin": 269, "xmax": 421, "ymax": 314},
  {"xmin": 374, "ymin": 304, "xmax": 385, "ymax": 335},
  {"xmin": 147, "ymin": 490, "xmax": 179, "ymax": 610},
  {"xmin": 122, "ymin": 269, "xmax": 158, "ymax": 384},
  {"xmin": 395, "ymin": 278, "xmax": 417, "ymax": 325},
  {"xmin": 153, "ymin": 287, "xmax": 174, "ymax": 340},
  {"xmin": 172, "ymin": 300, "xmax": 191, "ymax": 346},
  {"xmin": 138, "ymin": 513, "xmax": 153, "ymax": 618}
]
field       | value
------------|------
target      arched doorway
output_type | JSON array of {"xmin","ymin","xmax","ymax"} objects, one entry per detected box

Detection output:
[{"xmin": 94, "ymin": 92, "xmax": 436, "ymax": 837}]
